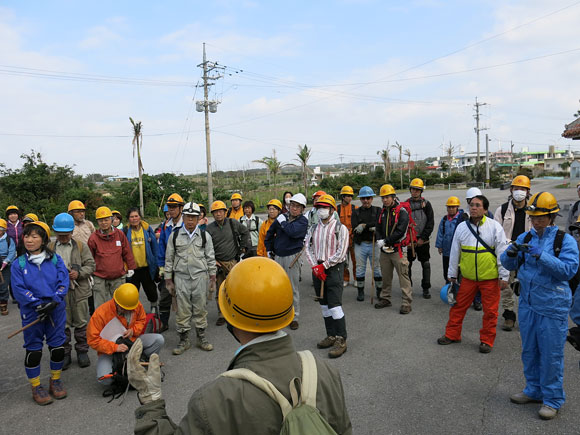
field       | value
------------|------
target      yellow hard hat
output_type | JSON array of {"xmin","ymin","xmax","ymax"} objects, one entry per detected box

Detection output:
[
  {"xmin": 166, "ymin": 193, "xmax": 185, "ymax": 206},
  {"xmin": 525, "ymin": 192, "xmax": 559, "ymax": 216},
  {"xmin": 380, "ymin": 184, "xmax": 396, "ymax": 197},
  {"xmin": 210, "ymin": 200, "xmax": 228, "ymax": 213},
  {"xmin": 113, "ymin": 283, "xmax": 140, "ymax": 310},
  {"xmin": 410, "ymin": 178, "xmax": 425, "ymax": 190},
  {"xmin": 267, "ymin": 199, "xmax": 283, "ymax": 210},
  {"xmin": 67, "ymin": 200, "xmax": 86, "ymax": 212},
  {"xmin": 511, "ymin": 175, "xmax": 531, "ymax": 189},
  {"xmin": 218, "ymin": 257, "xmax": 294, "ymax": 333},
  {"xmin": 111, "ymin": 210, "xmax": 122, "ymax": 217},
  {"xmin": 23, "ymin": 213, "xmax": 39, "ymax": 223},
  {"xmin": 315, "ymin": 194, "xmax": 337, "ymax": 210},
  {"xmin": 5, "ymin": 205, "xmax": 19, "ymax": 213},
  {"xmin": 446, "ymin": 196, "xmax": 461, "ymax": 207},
  {"xmin": 0, "ymin": 218, "xmax": 6, "ymax": 229},
  {"xmin": 230, "ymin": 193, "xmax": 242, "ymax": 201},
  {"xmin": 340, "ymin": 186, "xmax": 354, "ymax": 196},
  {"xmin": 30, "ymin": 221, "xmax": 51, "ymax": 239},
  {"xmin": 95, "ymin": 206, "xmax": 113, "ymax": 220}
]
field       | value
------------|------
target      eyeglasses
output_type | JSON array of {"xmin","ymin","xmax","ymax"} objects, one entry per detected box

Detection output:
[{"xmin": 469, "ymin": 203, "xmax": 483, "ymax": 208}]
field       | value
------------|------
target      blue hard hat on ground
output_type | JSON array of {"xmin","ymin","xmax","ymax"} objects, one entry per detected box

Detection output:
[
  {"xmin": 52, "ymin": 212, "xmax": 75, "ymax": 233},
  {"xmin": 440, "ymin": 282, "xmax": 458, "ymax": 305},
  {"xmin": 358, "ymin": 186, "xmax": 375, "ymax": 198}
]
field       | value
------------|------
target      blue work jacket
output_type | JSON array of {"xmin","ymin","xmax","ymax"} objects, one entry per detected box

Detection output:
[
  {"xmin": 435, "ymin": 210, "xmax": 464, "ymax": 257},
  {"xmin": 264, "ymin": 214, "xmax": 308, "ymax": 257}
]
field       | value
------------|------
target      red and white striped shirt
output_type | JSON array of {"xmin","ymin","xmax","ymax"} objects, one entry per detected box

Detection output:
[{"xmin": 304, "ymin": 217, "xmax": 349, "ymax": 269}]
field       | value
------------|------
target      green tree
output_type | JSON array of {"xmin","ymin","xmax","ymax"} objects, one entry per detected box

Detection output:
[
  {"xmin": 253, "ymin": 150, "xmax": 288, "ymax": 196},
  {"xmin": 295, "ymin": 144, "xmax": 312, "ymax": 198}
]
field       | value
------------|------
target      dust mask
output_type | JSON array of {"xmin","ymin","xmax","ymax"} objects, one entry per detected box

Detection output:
[
  {"xmin": 317, "ymin": 208, "xmax": 330, "ymax": 220},
  {"xmin": 512, "ymin": 190, "xmax": 527, "ymax": 202},
  {"xmin": 285, "ymin": 198, "xmax": 291, "ymax": 205}
]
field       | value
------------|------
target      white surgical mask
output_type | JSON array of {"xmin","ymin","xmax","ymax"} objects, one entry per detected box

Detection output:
[
  {"xmin": 285, "ymin": 198, "xmax": 291, "ymax": 205},
  {"xmin": 512, "ymin": 190, "xmax": 527, "ymax": 202},
  {"xmin": 317, "ymin": 208, "xmax": 330, "ymax": 220}
]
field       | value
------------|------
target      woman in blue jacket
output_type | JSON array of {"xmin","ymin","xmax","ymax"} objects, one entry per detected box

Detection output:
[
  {"xmin": 125, "ymin": 207, "xmax": 159, "ymax": 310},
  {"xmin": 11, "ymin": 221, "xmax": 69, "ymax": 406},
  {"xmin": 501, "ymin": 192, "xmax": 578, "ymax": 420},
  {"xmin": 435, "ymin": 196, "xmax": 464, "ymax": 283}
]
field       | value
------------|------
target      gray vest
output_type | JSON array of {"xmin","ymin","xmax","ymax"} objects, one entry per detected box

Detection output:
[{"xmin": 409, "ymin": 198, "xmax": 428, "ymax": 236}]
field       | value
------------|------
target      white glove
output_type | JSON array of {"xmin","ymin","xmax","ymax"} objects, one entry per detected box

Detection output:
[
  {"xmin": 376, "ymin": 239, "xmax": 385, "ymax": 249},
  {"xmin": 277, "ymin": 214, "xmax": 287, "ymax": 224},
  {"xmin": 127, "ymin": 338, "xmax": 162, "ymax": 404},
  {"xmin": 353, "ymin": 223, "xmax": 366, "ymax": 234},
  {"xmin": 267, "ymin": 251, "xmax": 275, "ymax": 259},
  {"xmin": 126, "ymin": 270, "xmax": 135, "ymax": 278}
]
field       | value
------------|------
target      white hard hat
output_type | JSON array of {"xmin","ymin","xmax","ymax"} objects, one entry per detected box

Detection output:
[
  {"xmin": 290, "ymin": 193, "xmax": 307, "ymax": 207},
  {"xmin": 466, "ymin": 187, "xmax": 482, "ymax": 201},
  {"xmin": 182, "ymin": 202, "xmax": 201, "ymax": 216}
]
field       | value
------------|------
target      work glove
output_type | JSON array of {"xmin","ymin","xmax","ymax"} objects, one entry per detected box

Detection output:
[
  {"xmin": 376, "ymin": 239, "xmax": 385, "ymax": 249},
  {"xmin": 267, "ymin": 251, "xmax": 275, "ymax": 259},
  {"xmin": 35, "ymin": 301, "xmax": 58, "ymax": 321},
  {"xmin": 127, "ymin": 338, "xmax": 162, "ymax": 404},
  {"xmin": 368, "ymin": 226, "xmax": 375, "ymax": 233},
  {"xmin": 126, "ymin": 270, "xmax": 135, "ymax": 278},
  {"xmin": 1, "ymin": 261, "xmax": 7, "ymax": 271},
  {"xmin": 528, "ymin": 245, "xmax": 542, "ymax": 259},
  {"xmin": 165, "ymin": 278, "xmax": 175, "ymax": 296},
  {"xmin": 277, "ymin": 214, "xmax": 287, "ymax": 224},
  {"xmin": 312, "ymin": 264, "xmax": 327, "ymax": 281},
  {"xmin": 353, "ymin": 223, "xmax": 366, "ymax": 234},
  {"xmin": 158, "ymin": 267, "xmax": 164, "ymax": 279},
  {"xmin": 506, "ymin": 243, "xmax": 519, "ymax": 257}
]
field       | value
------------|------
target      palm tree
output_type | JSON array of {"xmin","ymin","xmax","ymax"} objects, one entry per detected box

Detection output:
[
  {"xmin": 130, "ymin": 117, "xmax": 144, "ymax": 217},
  {"xmin": 253, "ymin": 149, "xmax": 288, "ymax": 196},
  {"xmin": 377, "ymin": 144, "xmax": 391, "ymax": 181},
  {"xmin": 295, "ymin": 144, "xmax": 312, "ymax": 197},
  {"xmin": 394, "ymin": 142, "xmax": 403, "ymax": 188},
  {"xmin": 404, "ymin": 149, "xmax": 412, "ymax": 182}
]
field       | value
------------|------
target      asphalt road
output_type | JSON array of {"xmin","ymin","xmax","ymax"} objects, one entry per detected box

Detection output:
[{"xmin": 1, "ymin": 179, "xmax": 579, "ymax": 435}]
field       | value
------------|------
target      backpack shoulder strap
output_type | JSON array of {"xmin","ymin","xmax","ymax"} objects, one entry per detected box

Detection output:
[
  {"xmin": 465, "ymin": 220, "xmax": 496, "ymax": 257},
  {"xmin": 172, "ymin": 227, "xmax": 181, "ymax": 251},
  {"xmin": 201, "ymin": 229, "xmax": 206, "ymax": 248},
  {"xmin": 221, "ymin": 368, "xmax": 293, "ymax": 417},
  {"xmin": 573, "ymin": 200, "xmax": 580, "ymax": 216},
  {"xmin": 523, "ymin": 231, "xmax": 533, "ymax": 244},
  {"xmin": 501, "ymin": 202, "xmax": 509, "ymax": 221},
  {"xmin": 18, "ymin": 254, "xmax": 26, "ymax": 269},
  {"xmin": 297, "ymin": 350, "xmax": 317, "ymax": 408},
  {"xmin": 51, "ymin": 254, "xmax": 58, "ymax": 265},
  {"xmin": 554, "ymin": 229, "xmax": 565, "ymax": 258},
  {"xmin": 76, "ymin": 239, "xmax": 83, "ymax": 253},
  {"xmin": 336, "ymin": 204, "xmax": 341, "ymax": 214},
  {"xmin": 226, "ymin": 208, "xmax": 232, "ymax": 218}
]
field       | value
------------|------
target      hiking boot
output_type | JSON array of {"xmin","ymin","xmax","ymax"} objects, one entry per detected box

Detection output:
[
  {"xmin": 77, "ymin": 352, "xmax": 91, "ymax": 368},
  {"xmin": 196, "ymin": 328, "xmax": 213, "ymax": 351},
  {"xmin": 374, "ymin": 299, "xmax": 391, "ymax": 309},
  {"xmin": 216, "ymin": 317, "xmax": 226, "ymax": 327},
  {"xmin": 357, "ymin": 289, "xmax": 364, "ymax": 302},
  {"xmin": 289, "ymin": 320, "xmax": 299, "ymax": 330},
  {"xmin": 328, "ymin": 336, "xmax": 347, "ymax": 359},
  {"xmin": 422, "ymin": 290, "xmax": 431, "ymax": 299},
  {"xmin": 317, "ymin": 336, "xmax": 336, "ymax": 349},
  {"xmin": 62, "ymin": 354, "xmax": 72, "ymax": 371},
  {"xmin": 479, "ymin": 343, "xmax": 492, "ymax": 353},
  {"xmin": 502, "ymin": 319, "xmax": 515, "ymax": 331},
  {"xmin": 158, "ymin": 322, "xmax": 169, "ymax": 333},
  {"xmin": 473, "ymin": 301, "xmax": 483, "ymax": 311},
  {"xmin": 437, "ymin": 336, "xmax": 461, "ymax": 345},
  {"xmin": 539, "ymin": 405, "xmax": 558, "ymax": 420},
  {"xmin": 172, "ymin": 333, "xmax": 191, "ymax": 355},
  {"xmin": 32, "ymin": 385, "xmax": 53, "ymax": 406},
  {"xmin": 49, "ymin": 379, "xmax": 67, "ymax": 400},
  {"xmin": 399, "ymin": 305, "xmax": 412, "ymax": 315},
  {"xmin": 0, "ymin": 303, "xmax": 8, "ymax": 315},
  {"xmin": 510, "ymin": 392, "xmax": 542, "ymax": 405}
]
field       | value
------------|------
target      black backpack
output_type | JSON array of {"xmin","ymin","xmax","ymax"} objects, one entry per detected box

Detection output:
[
  {"xmin": 101, "ymin": 337, "xmax": 134, "ymax": 402},
  {"xmin": 172, "ymin": 226, "xmax": 207, "ymax": 251}
]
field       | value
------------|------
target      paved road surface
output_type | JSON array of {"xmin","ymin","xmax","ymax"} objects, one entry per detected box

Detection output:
[{"xmin": 1, "ymin": 179, "xmax": 579, "ymax": 434}]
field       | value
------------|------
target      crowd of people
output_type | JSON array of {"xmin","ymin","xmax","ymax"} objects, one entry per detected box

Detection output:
[{"xmin": 2, "ymin": 175, "xmax": 580, "ymax": 431}]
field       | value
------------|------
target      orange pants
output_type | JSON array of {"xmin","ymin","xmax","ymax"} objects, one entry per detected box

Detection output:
[
  {"xmin": 343, "ymin": 244, "xmax": 356, "ymax": 283},
  {"xmin": 445, "ymin": 277, "xmax": 500, "ymax": 347}
]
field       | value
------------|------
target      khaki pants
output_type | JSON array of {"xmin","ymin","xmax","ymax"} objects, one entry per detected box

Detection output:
[
  {"xmin": 65, "ymin": 290, "xmax": 89, "ymax": 329},
  {"xmin": 501, "ymin": 270, "xmax": 517, "ymax": 312},
  {"xmin": 216, "ymin": 259, "xmax": 238, "ymax": 318},
  {"xmin": 379, "ymin": 251, "xmax": 413, "ymax": 307},
  {"xmin": 276, "ymin": 253, "xmax": 301, "ymax": 318},
  {"xmin": 92, "ymin": 276, "xmax": 126, "ymax": 309},
  {"xmin": 175, "ymin": 273, "xmax": 208, "ymax": 332}
]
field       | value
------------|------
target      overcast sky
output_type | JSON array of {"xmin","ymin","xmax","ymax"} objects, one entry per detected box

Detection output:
[{"xmin": 1, "ymin": 0, "xmax": 579, "ymax": 176}]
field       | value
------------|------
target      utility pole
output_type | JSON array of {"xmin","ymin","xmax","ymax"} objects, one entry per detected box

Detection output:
[
  {"xmin": 197, "ymin": 43, "xmax": 224, "ymax": 205},
  {"xmin": 474, "ymin": 97, "xmax": 488, "ymax": 168},
  {"xmin": 485, "ymin": 134, "xmax": 490, "ymax": 187},
  {"xmin": 395, "ymin": 142, "xmax": 403, "ymax": 188},
  {"xmin": 510, "ymin": 141, "xmax": 514, "ymax": 177}
]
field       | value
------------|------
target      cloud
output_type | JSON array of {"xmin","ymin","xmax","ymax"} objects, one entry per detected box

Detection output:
[{"xmin": 78, "ymin": 25, "xmax": 122, "ymax": 49}]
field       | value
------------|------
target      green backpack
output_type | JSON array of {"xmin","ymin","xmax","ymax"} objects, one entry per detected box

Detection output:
[{"xmin": 221, "ymin": 350, "xmax": 337, "ymax": 435}]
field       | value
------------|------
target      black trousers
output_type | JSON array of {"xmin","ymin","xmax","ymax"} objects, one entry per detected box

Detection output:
[{"xmin": 127, "ymin": 267, "xmax": 159, "ymax": 303}]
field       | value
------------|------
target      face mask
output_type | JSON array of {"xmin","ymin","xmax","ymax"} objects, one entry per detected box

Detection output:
[
  {"xmin": 512, "ymin": 190, "xmax": 527, "ymax": 202},
  {"xmin": 317, "ymin": 208, "xmax": 330, "ymax": 220},
  {"xmin": 285, "ymin": 198, "xmax": 291, "ymax": 205}
]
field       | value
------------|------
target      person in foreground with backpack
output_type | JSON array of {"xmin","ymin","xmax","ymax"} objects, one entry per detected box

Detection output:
[
  {"xmin": 375, "ymin": 184, "xmax": 414, "ymax": 314},
  {"xmin": 0, "ymin": 218, "xmax": 16, "ymax": 315},
  {"xmin": 87, "ymin": 283, "xmax": 164, "ymax": 388},
  {"xmin": 494, "ymin": 175, "xmax": 532, "ymax": 332},
  {"xmin": 437, "ymin": 195, "xmax": 509, "ymax": 353},
  {"xmin": 128, "ymin": 257, "xmax": 352, "ymax": 434},
  {"xmin": 501, "ymin": 192, "xmax": 578, "ymax": 420},
  {"xmin": 305, "ymin": 194, "xmax": 350, "ymax": 358},
  {"xmin": 49, "ymin": 213, "xmax": 95, "ymax": 370},
  {"xmin": 11, "ymin": 221, "xmax": 69, "ymax": 405},
  {"xmin": 164, "ymin": 202, "xmax": 216, "ymax": 355}
]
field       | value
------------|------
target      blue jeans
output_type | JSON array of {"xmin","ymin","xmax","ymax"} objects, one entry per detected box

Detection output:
[{"xmin": 354, "ymin": 242, "xmax": 381, "ymax": 280}]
